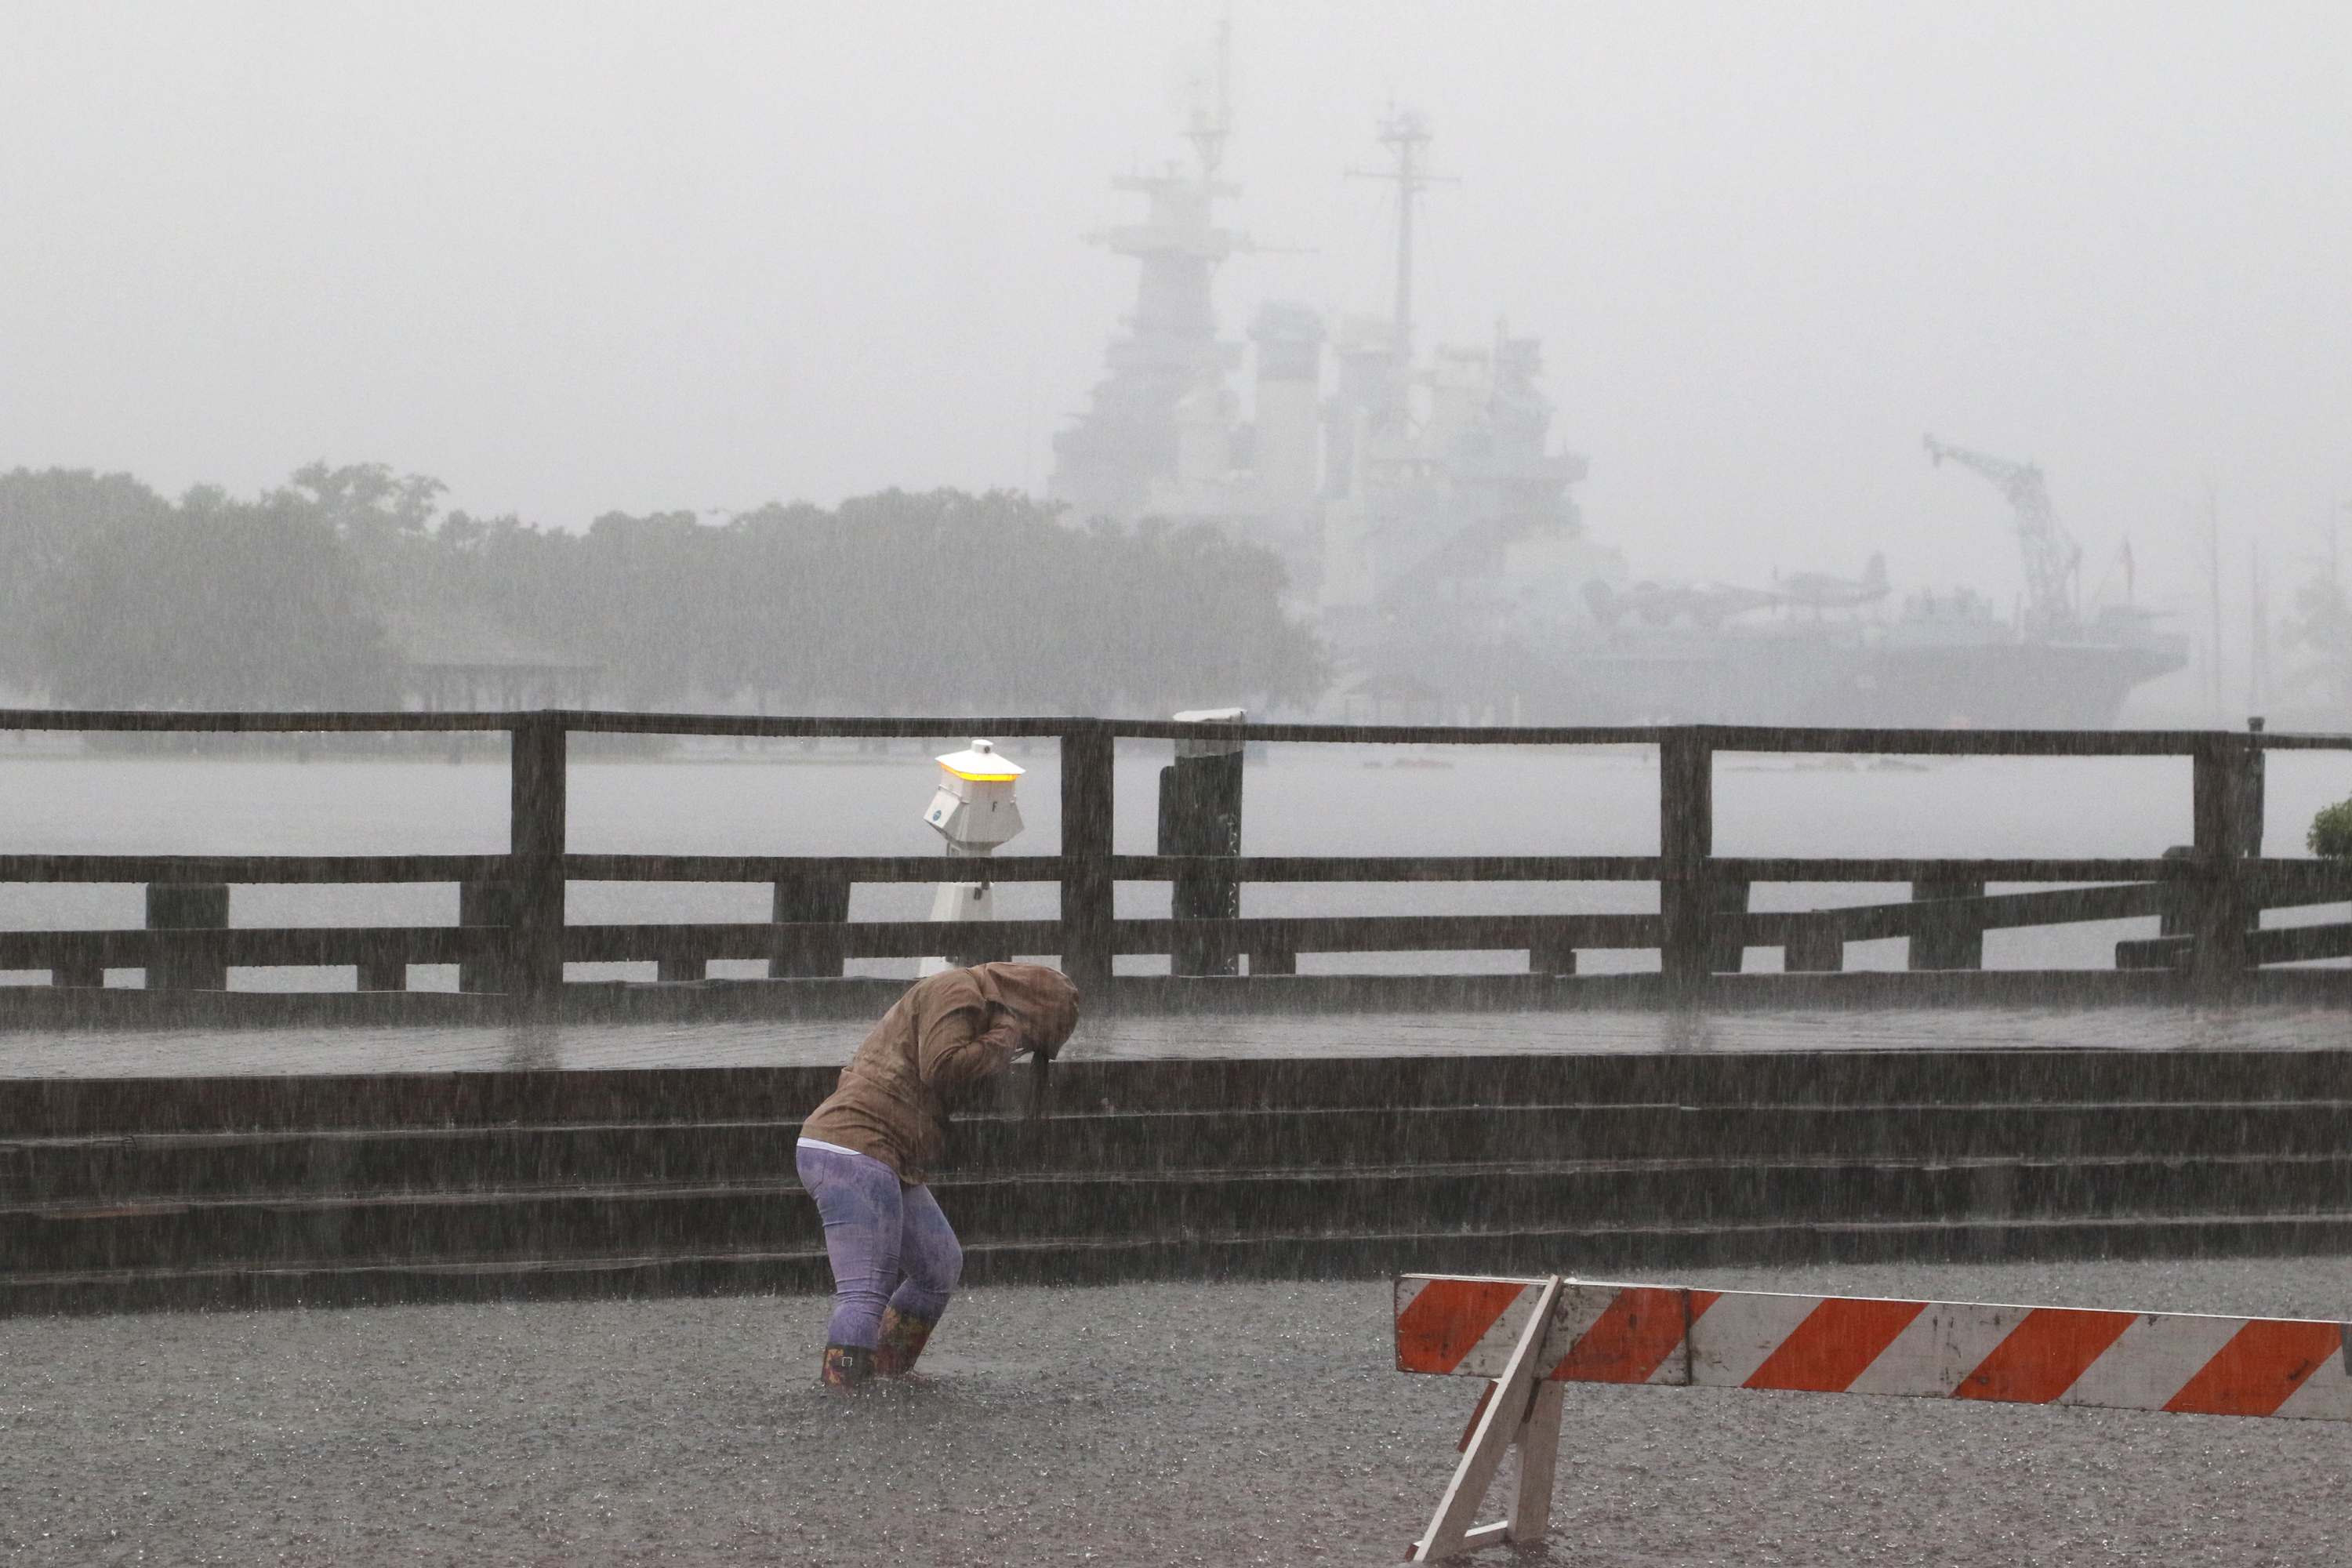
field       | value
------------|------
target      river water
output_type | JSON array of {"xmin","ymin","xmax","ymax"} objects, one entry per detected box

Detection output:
[{"xmin": 0, "ymin": 738, "xmax": 2346, "ymax": 1073}]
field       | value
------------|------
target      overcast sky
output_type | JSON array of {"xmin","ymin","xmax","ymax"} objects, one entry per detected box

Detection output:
[{"xmin": 4, "ymin": 0, "xmax": 2347, "ymax": 630}]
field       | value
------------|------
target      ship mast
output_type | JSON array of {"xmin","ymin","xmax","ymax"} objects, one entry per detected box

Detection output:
[
  {"xmin": 1045, "ymin": 25, "xmax": 1250, "ymax": 524},
  {"xmin": 1185, "ymin": 14, "xmax": 1233, "ymax": 180},
  {"xmin": 1349, "ymin": 108, "xmax": 1454, "ymax": 426}
]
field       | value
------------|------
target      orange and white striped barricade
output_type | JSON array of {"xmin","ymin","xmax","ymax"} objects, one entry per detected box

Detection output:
[{"xmin": 1396, "ymin": 1273, "xmax": 2352, "ymax": 1563}]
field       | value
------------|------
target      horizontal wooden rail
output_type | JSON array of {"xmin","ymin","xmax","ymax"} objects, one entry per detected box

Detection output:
[
  {"xmin": 562, "ymin": 854, "xmax": 1069, "ymax": 883},
  {"xmin": 1702, "ymin": 724, "xmax": 2343, "ymax": 757},
  {"xmin": 1111, "ymin": 913, "xmax": 1661, "ymax": 954},
  {"xmin": 1718, "ymin": 857, "xmax": 2187, "ymax": 883},
  {"xmin": 0, "ymin": 855, "xmax": 506, "ymax": 884},
  {"xmin": 0, "ymin": 926, "xmax": 492, "ymax": 967},
  {"xmin": 2122, "ymin": 922, "xmax": 2352, "ymax": 969},
  {"xmin": 2247, "ymin": 924, "xmax": 2352, "ymax": 964},
  {"xmin": 563, "ymin": 919, "xmax": 1066, "ymax": 964},
  {"xmin": 9, "ymin": 708, "xmax": 2350, "ymax": 755},
  {"xmin": 0, "ymin": 710, "xmax": 519, "ymax": 733},
  {"xmin": 0, "ymin": 853, "xmax": 2336, "ymax": 895},
  {"xmin": 1746, "ymin": 884, "xmax": 2166, "ymax": 945},
  {"xmin": 2246, "ymin": 860, "xmax": 2352, "ymax": 898},
  {"xmin": 1109, "ymin": 855, "xmax": 1661, "ymax": 883}
]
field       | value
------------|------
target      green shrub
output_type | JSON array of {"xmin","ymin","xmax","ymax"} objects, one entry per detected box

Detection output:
[{"xmin": 2308, "ymin": 799, "xmax": 2352, "ymax": 858}]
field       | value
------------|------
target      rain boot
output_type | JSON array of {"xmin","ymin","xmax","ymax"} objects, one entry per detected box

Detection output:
[
  {"xmin": 872, "ymin": 1307, "xmax": 938, "ymax": 1377},
  {"xmin": 821, "ymin": 1344, "xmax": 874, "ymax": 1390}
]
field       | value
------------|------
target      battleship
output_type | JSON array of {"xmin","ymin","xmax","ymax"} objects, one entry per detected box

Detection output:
[{"xmin": 1047, "ymin": 85, "xmax": 2189, "ymax": 728}]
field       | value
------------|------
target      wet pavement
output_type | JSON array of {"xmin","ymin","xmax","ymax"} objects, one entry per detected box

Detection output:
[
  {"xmin": 2, "ymin": 1003, "xmax": 2349, "ymax": 1079},
  {"xmin": 2, "ymin": 1257, "xmax": 2347, "ymax": 1566}
]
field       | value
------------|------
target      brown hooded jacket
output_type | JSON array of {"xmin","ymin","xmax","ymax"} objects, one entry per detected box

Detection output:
[{"xmin": 798, "ymin": 963, "xmax": 1080, "ymax": 1184}]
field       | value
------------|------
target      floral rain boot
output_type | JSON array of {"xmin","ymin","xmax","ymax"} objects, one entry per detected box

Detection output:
[
  {"xmin": 821, "ymin": 1344, "xmax": 875, "ymax": 1390},
  {"xmin": 871, "ymin": 1308, "xmax": 938, "ymax": 1377}
]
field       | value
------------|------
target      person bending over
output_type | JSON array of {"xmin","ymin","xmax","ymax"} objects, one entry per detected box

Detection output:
[{"xmin": 795, "ymin": 961, "xmax": 1080, "ymax": 1388}]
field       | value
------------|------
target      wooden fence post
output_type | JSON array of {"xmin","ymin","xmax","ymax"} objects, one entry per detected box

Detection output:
[
  {"xmin": 356, "ymin": 941, "xmax": 408, "ymax": 993},
  {"xmin": 1658, "ymin": 728, "xmax": 1715, "ymax": 996},
  {"xmin": 1060, "ymin": 719, "xmax": 1115, "ymax": 998},
  {"xmin": 1529, "ymin": 921, "xmax": 1577, "ymax": 977},
  {"xmin": 1160, "ymin": 715, "xmax": 1245, "ymax": 977},
  {"xmin": 1909, "ymin": 876, "xmax": 1986, "ymax": 971},
  {"xmin": 509, "ymin": 713, "xmax": 568, "ymax": 1011},
  {"xmin": 2242, "ymin": 716, "xmax": 2267, "ymax": 856},
  {"xmin": 1250, "ymin": 936, "xmax": 1298, "ymax": 976},
  {"xmin": 145, "ymin": 883, "xmax": 228, "ymax": 990},
  {"xmin": 771, "ymin": 870, "xmax": 851, "ymax": 978},
  {"xmin": 457, "ymin": 878, "xmax": 514, "ymax": 993},
  {"xmin": 2156, "ymin": 844, "xmax": 2195, "ymax": 942},
  {"xmin": 1785, "ymin": 924, "xmax": 1846, "ymax": 973},
  {"xmin": 1708, "ymin": 877, "xmax": 1750, "ymax": 973},
  {"xmin": 2190, "ymin": 734, "xmax": 2255, "ymax": 994}
]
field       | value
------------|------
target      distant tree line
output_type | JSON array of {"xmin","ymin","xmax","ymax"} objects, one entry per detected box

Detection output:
[{"xmin": 0, "ymin": 465, "xmax": 1327, "ymax": 714}]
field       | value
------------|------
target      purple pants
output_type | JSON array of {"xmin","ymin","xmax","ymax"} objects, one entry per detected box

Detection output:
[{"xmin": 794, "ymin": 1142, "xmax": 964, "ymax": 1349}]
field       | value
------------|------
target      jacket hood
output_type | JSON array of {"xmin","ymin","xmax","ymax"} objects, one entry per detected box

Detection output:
[{"xmin": 971, "ymin": 962, "xmax": 1080, "ymax": 1054}]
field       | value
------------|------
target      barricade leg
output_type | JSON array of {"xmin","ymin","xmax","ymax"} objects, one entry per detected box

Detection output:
[
  {"xmin": 1410, "ymin": 1274, "xmax": 1563, "ymax": 1563},
  {"xmin": 1509, "ymin": 1382, "xmax": 1565, "ymax": 1541}
]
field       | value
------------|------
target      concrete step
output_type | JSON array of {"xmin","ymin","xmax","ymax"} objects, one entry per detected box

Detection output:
[
  {"xmin": 10, "ymin": 1152, "xmax": 2352, "ymax": 1274},
  {"xmin": 9, "ymin": 1100, "xmax": 2348, "ymax": 1202},
  {"xmin": 12, "ymin": 1051, "xmax": 2352, "ymax": 1135},
  {"xmin": 11, "ymin": 1207, "xmax": 2352, "ymax": 1316}
]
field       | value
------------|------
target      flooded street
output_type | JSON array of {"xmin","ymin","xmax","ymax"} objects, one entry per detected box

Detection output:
[
  {"xmin": 9, "ymin": 3, "xmax": 2350, "ymax": 1559},
  {"xmin": 2, "ymin": 1258, "xmax": 2346, "ymax": 1566}
]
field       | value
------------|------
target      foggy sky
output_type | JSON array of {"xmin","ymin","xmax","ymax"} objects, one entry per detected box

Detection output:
[{"xmin": 5, "ymin": 1, "xmax": 2348, "ymax": 637}]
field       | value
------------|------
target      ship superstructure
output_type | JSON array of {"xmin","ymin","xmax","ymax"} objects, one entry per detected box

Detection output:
[
  {"xmin": 1048, "ymin": 100, "xmax": 1610, "ymax": 644},
  {"xmin": 1048, "ymin": 96, "xmax": 2187, "ymax": 726},
  {"xmin": 1048, "ymin": 38, "xmax": 1254, "ymax": 533}
]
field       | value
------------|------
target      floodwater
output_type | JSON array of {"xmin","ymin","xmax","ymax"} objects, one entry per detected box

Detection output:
[
  {"xmin": 2, "ymin": 745, "xmax": 2345, "ymax": 1563},
  {"xmin": 2, "ymin": 1258, "xmax": 2346, "ymax": 1566}
]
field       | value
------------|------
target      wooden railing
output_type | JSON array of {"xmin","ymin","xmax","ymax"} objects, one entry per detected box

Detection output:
[{"xmin": 1, "ymin": 708, "xmax": 2347, "ymax": 1022}]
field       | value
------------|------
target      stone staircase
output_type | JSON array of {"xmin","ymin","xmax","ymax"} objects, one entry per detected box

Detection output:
[{"xmin": 5, "ymin": 1050, "xmax": 2350, "ymax": 1315}]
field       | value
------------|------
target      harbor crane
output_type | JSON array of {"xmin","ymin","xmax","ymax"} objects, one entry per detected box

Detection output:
[{"xmin": 1925, "ymin": 434, "xmax": 2084, "ymax": 632}]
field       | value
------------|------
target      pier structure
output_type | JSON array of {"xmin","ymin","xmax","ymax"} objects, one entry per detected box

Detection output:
[
  {"xmin": 0, "ymin": 708, "xmax": 2335, "ymax": 1029},
  {"xmin": 2, "ymin": 708, "xmax": 2349, "ymax": 1313}
]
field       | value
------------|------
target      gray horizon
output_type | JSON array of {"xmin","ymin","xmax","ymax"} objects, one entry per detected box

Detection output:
[{"xmin": 3, "ymin": 0, "xmax": 2347, "ymax": 659}]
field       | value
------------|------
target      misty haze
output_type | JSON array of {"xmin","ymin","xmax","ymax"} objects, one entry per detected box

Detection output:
[
  {"xmin": 2, "ymin": 5, "xmax": 2350, "ymax": 1567},
  {"xmin": 2, "ymin": 2, "xmax": 2348, "ymax": 724}
]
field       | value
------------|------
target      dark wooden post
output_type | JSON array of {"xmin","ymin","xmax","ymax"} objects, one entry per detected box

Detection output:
[
  {"xmin": 457, "ymin": 878, "xmax": 514, "ymax": 993},
  {"xmin": 770, "ymin": 870, "xmax": 851, "ymax": 978},
  {"xmin": 656, "ymin": 954, "xmax": 707, "ymax": 984},
  {"xmin": 2190, "ymin": 733, "xmax": 2255, "ymax": 994},
  {"xmin": 1658, "ymin": 728, "xmax": 1715, "ymax": 996},
  {"xmin": 1708, "ymin": 877, "xmax": 1750, "ymax": 973},
  {"xmin": 1908, "ymin": 876, "xmax": 1986, "ymax": 970},
  {"xmin": 1158, "ymin": 713, "xmax": 1245, "ymax": 978},
  {"xmin": 1250, "ymin": 931, "xmax": 1298, "ymax": 975},
  {"xmin": 1059, "ymin": 720, "xmax": 1116, "ymax": 998},
  {"xmin": 145, "ymin": 883, "xmax": 228, "ymax": 990},
  {"xmin": 49, "ymin": 956, "xmax": 103, "ymax": 989},
  {"xmin": 1784, "ymin": 924, "xmax": 1846, "ymax": 973},
  {"xmin": 1529, "ymin": 922, "xmax": 1577, "ymax": 977},
  {"xmin": 2241, "ymin": 717, "xmax": 2267, "ymax": 858},
  {"xmin": 357, "ymin": 942, "xmax": 408, "ymax": 993},
  {"xmin": 509, "ymin": 713, "xmax": 568, "ymax": 1011},
  {"xmin": 2156, "ymin": 844, "xmax": 2195, "ymax": 940}
]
